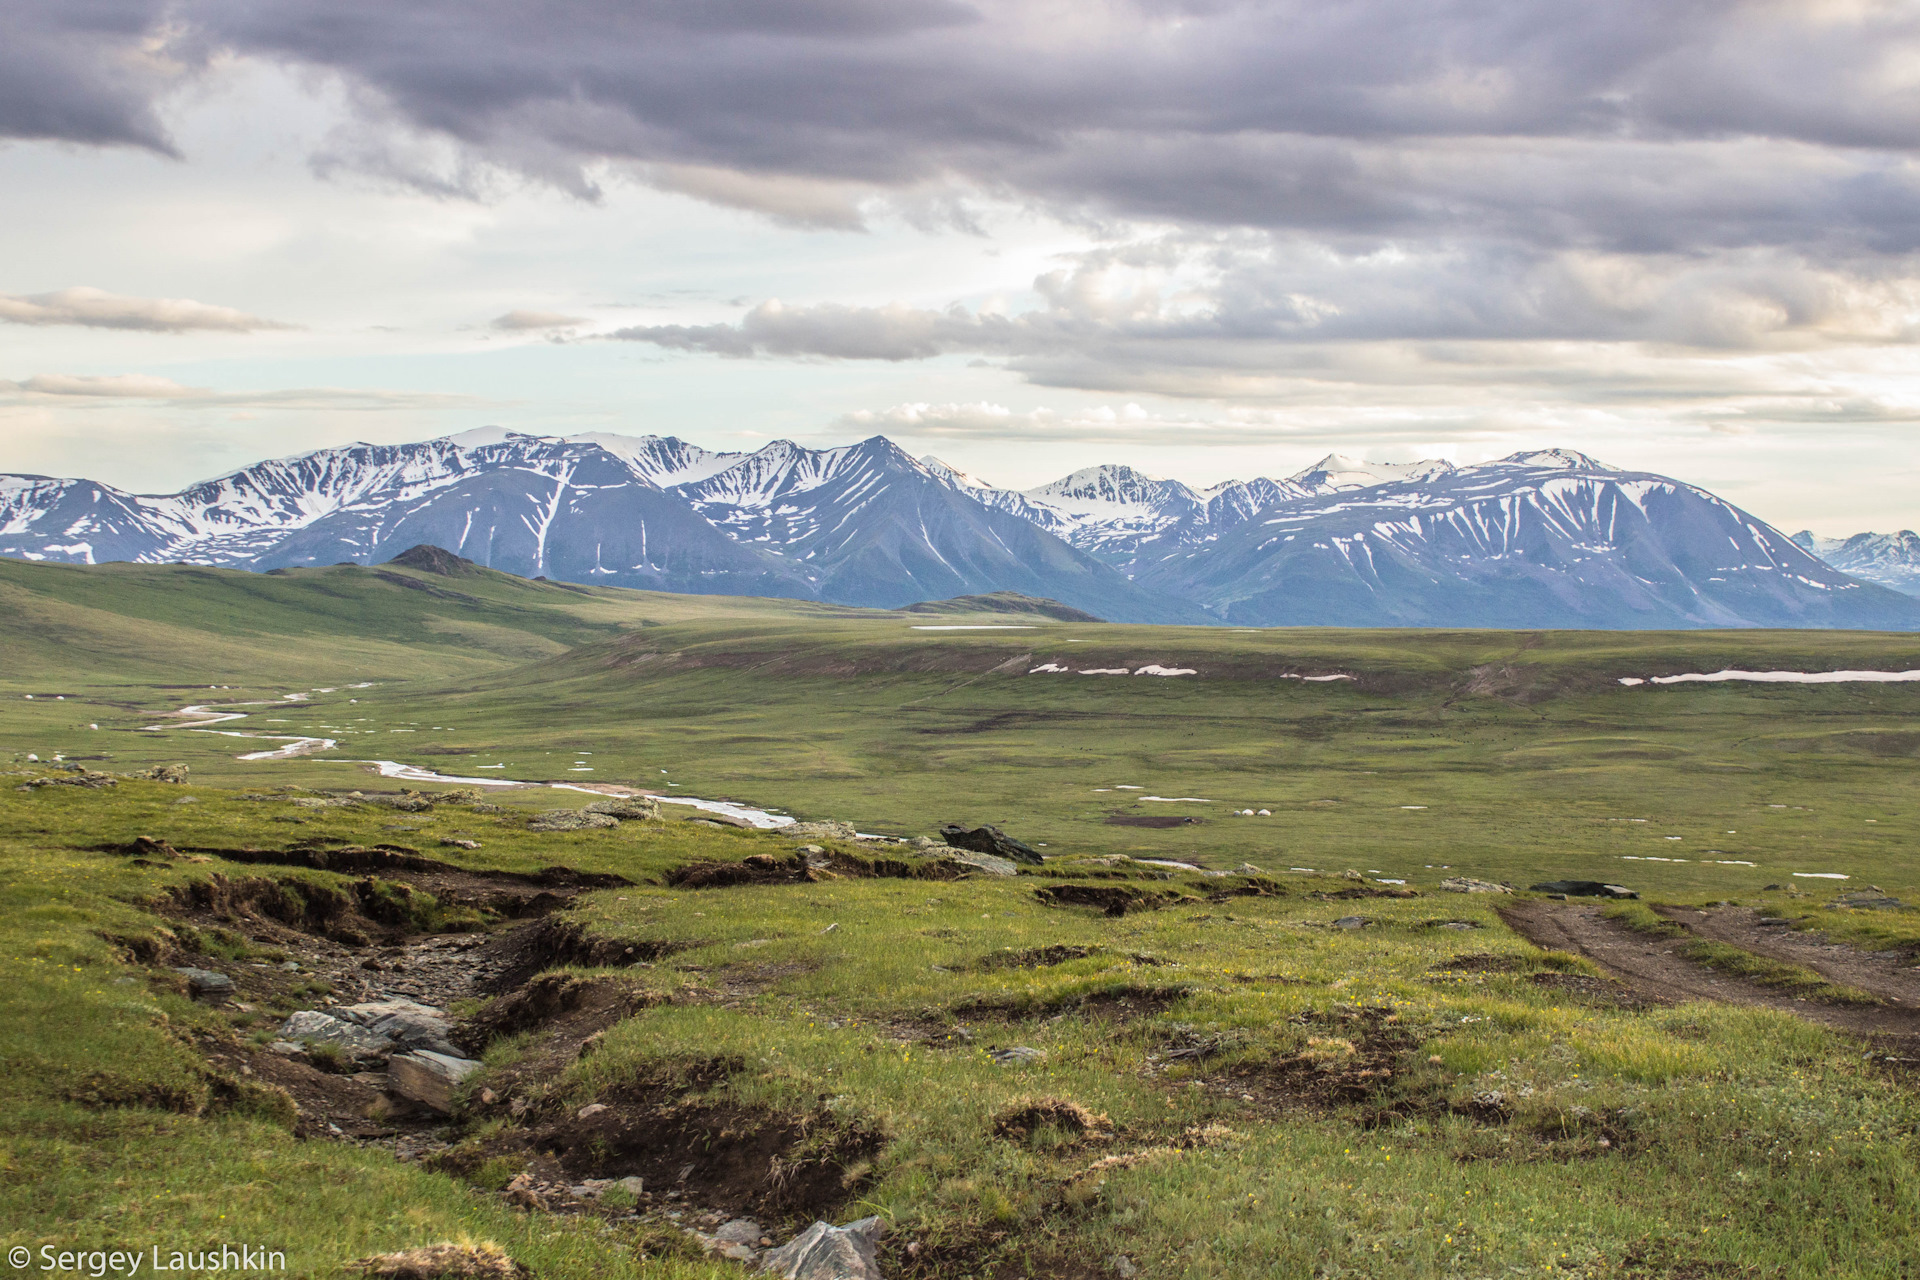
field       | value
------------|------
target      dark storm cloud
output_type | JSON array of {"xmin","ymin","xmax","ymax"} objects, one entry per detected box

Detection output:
[
  {"xmin": 0, "ymin": 0, "xmax": 191, "ymax": 152},
  {"xmin": 14, "ymin": 0, "xmax": 1920, "ymax": 249}
]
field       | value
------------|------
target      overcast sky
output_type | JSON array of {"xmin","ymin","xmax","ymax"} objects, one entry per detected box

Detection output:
[{"xmin": 4, "ymin": 0, "xmax": 1919, "ymax": 532}]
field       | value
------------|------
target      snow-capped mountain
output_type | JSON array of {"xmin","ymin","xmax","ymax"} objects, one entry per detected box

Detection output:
[
  {"xmin": 0, "ymin": 431, "xmax": 1193, "ymax": 621},
  {"xmin": 1793, "ymin": 530, "xmax": 1920, "ymax": 597},
  {"xmin": 5, "ymin": 432, "xmax": 1917, "ymax": 629},
  {"xmin": 918, "ymin": 461, "xmax": 1312, "ymax": 571},
  {"xmin": 1130, "ymin": 451, "xmax": 1909, "ymax": 628}
]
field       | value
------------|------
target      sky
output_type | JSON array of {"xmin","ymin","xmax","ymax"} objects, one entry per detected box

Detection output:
[{"xmin": 3, "ymin": 1, "xmax": 1920, "ymax": 534}]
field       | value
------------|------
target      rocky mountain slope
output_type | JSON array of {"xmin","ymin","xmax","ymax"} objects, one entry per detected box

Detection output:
[{"xmin": 5, "ymin": 432, "xmax": 1916, "ymax": 629}]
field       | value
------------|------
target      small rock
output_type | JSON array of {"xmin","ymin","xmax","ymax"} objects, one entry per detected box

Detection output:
[
  {"xmin": 478, "ymin": 1087, "xmax": 498, "ymax": 1105},
  {"xmin": 267, "ymin": 1040, "xmax": 304, "ymax": 1055},
  {"xmin": 988, "ymin": 1046, "xmax": 1044, "ymax": 1066},
  {"xmin": 1332, "ymin": 916, "xmax": 1367, "ymax": 929},
  {"xmin": 173, "ymin": 967, "xmax": 235, "ymax": 1004},
  {"xmin": 279, "ymin": 960, "xmax": 300, "ymax": 971},
  {"xmin": 577, "ymin": 1102, "xmax": 610, "ymax": 1120},
  {"xmin": 762, "ymin": 1217, "xmax": 886, "ymax": 1280},
  {"xmin": 440, "ymin": 838, "xmax": 483, "ymax": 850},
  {"xmin": 503, "ymin": 1173, "xmax": 547, "ymax": 1212},
  {"xmin": 388, "ymin": 1050, "xmax": 484, "ymax": 1112},
  {"xmin": 1439, "ymin": 877, "xmax": 1513, "ymax": 894},
  {"xmin": 786, "ymin": 820, "xmax": 859, "ymax": 841},
  {"xmin": 714, "ymin": 1218, "xmax": 763, "ymax": 1246},
  {"xmin": 1111, "ymin": 1256, "xmax": 1138, "ymax": 1278},
  {"xmin": 1833, "ymin": 891, "xmax": 1905, "ymax": 911},
  {"xmin": 616, "ymin": 1176, "xmax": 644, "ymax": 1196}
]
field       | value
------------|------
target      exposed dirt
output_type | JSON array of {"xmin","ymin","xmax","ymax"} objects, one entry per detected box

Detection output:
[
  {"xmin": 953, "ymin": 982, "xmax": 1194, "ymax": 1022},
  {"xmin": 666, "ymin": 849, "xmax": 973, "ymax": 888},
  {"xmin": 1031, "ymin": 884, "xmax": 1202, "ymax": 916},
  {"xmin": 973, "ymin": 944, "xmax": 1103, "ymax": 971},
  {"xmin": 1500, "ymin": 900, "xmax": 1920, "ymax": 1044},
  {"xmin": 1105, "ymin": 814, "xmax": 1204, "ymax": 828},
  {"xmin": 440, "ymin": 1067, "xmax": 882, "ymax": 1225},
  {"xmin": 1660, "ymin": 905, "xmax": 1920, "ymax": 1009}
]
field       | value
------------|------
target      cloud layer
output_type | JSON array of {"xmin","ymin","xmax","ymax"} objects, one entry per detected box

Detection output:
[{"xmin": 9, "ymin": 1, "xmax": 1920, "ymax": 251}]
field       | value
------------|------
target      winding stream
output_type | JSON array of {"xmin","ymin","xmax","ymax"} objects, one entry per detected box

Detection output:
[{"xmin": 142, "ymin": 699, "xmax": 795, "ymax": 830}]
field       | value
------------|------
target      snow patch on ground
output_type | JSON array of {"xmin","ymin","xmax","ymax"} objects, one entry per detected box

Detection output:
[{"xmin": 1620, "ymin": 669, "xmax": 1920, "ymax": 686}]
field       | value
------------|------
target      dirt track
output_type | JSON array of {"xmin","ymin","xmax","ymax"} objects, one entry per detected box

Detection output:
[
  {"xmin": 1500, "ymin": 899, "xmax": 1920, "ymax": 1046},
  {"xmin": 1667, "ymin": 905, "xmax": 1920, "ymax": 1009}
]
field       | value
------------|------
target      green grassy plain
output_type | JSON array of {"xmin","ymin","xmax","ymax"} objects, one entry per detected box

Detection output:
[{"xmin": 2, "ymin": 559, "xmax": 1919, "ymax": 1277}]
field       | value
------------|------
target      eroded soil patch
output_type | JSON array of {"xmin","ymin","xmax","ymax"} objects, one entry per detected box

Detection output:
[{"xmin": 442, "ymin": 1071, "xmax": 882, "ymax": 1225}]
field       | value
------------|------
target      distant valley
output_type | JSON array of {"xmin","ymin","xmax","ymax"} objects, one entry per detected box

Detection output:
[{"xmin": 4, "ymin": 428, "xmax": 1916, "ymax": 629}]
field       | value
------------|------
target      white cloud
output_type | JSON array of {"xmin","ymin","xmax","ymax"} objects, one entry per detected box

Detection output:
[
  {"xmin": 490, "ymin": 309, "xmax": 587, "ymax": 331},
  {"xmin": 0, "ymin": 374, "xmax": 482, "ymax": 410},
  {"xmin": 0, "ymin": 286, "xmax": 291, "ymax": 332}
]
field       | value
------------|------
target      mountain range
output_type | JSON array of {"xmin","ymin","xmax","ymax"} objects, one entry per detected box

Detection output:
[
  {"xmin": 1791, "ymin": 530, "xmax": 1920, "ymax": 599},
  {"xmin": 4, "ymin": 428, "xmax": 1916, "ymax": 629}
]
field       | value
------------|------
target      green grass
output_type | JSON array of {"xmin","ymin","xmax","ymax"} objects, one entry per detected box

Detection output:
[
  {"xmin": 4, "ymin": 563, "xmax": 1920, "ymax": 1276},
  {"xmin": 1, "ymin": 777, "xmax": 1916, "ymax": 1277}
]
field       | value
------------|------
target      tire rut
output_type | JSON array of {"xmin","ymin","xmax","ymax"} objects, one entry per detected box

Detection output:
[{"xmin": 1499, "ymin": 900, "xmax": 1920, "ymax": 1046}]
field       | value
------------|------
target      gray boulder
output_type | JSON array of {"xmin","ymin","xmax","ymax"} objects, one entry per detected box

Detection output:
[
  {"xmin": 761, "ymin": 1216, "xmax": 885, "ymax": 1280},
  {"xmin": 339, "ymin": 999, "xmax": 462, "ymax": 1057},
  {"xmin": 173, "ymin": 967, "xmax": 234, "ymax": 1004},
  {"xmin": 1531, "ymin": 880, "xmax": 1637, "ymax": 900},
  {"xmin": 940, "ymin": 824, "xmax": 1043, "ymax": 865},
  {"xmin": 1439, "ymin": 877, "xmax": 1512, "ymax": 894},
  {"xmin": 278, "ymin": 1010, "xmax": 395, "ymax": 1061},
  {"xmin": 529, "ymin": 809, "xmax": 620, "ymax": 832},
  {"xmin": 940, "ymin": 846, "xmax": 1019, "ymax": 876},
  {"xmin": 388, "ymin": 1049, "xmax": 483, "ymax": 1112},
  {"xmin": 585, "ymin": 796, "xmax": 660, "ymax": 820}
]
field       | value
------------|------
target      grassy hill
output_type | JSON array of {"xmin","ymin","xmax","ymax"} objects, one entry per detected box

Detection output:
[{"xmin": 3, "ymin": 557, "xmax": 1920, "ymax": 1278}]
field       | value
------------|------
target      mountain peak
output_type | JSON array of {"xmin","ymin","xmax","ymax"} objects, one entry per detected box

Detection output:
[
  {"xmin": 1482, "ymin": 449, "xmax": 1617, "ymax": 472},
  {"xmin": 385, "ymin": 544, "xmax": 482, "ymax": 577},
  {"xmin": 1287, "ymin": 454, "xmax": 1456, "ymax": 489}
]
